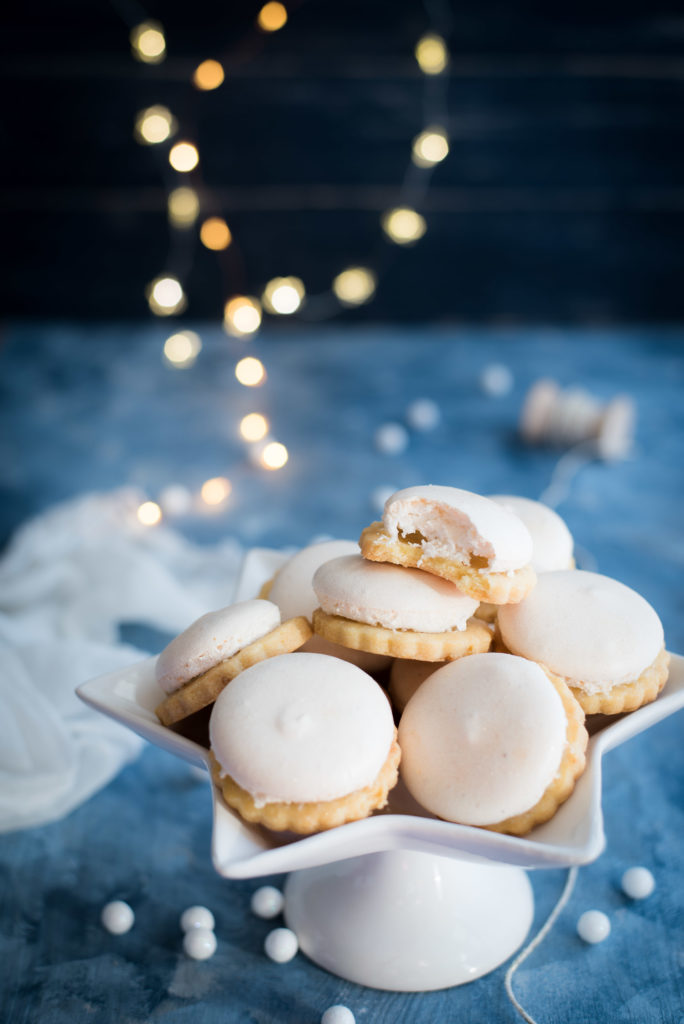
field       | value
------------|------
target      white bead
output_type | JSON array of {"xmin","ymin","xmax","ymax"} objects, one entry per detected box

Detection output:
[
  {"xmin": 374, "ymin": 422, "xmax": 409, "ymax": 455},
  {"xmin": 321, "ymin": 1006, "xmax": 356, "ymax": 1024},
  {"xmin": 405, "ymin": 398, "xmax": 440, "ymax": 431},
  {"xmin": 370, "ymin": 485, "xmax": 396, "ymax": 514},
  {"xmin": 480, "ymin": 363, "xmax": 514, "ymax": 397},
  {"xmin": 621, "ymin": 866, "xmax": 655, "ymax": 900},
  {"xmin": 180, "ymin": 905, "xmax": 215, "ymax": 932},
  {"xmin": 158, "ymin": 484, "xmax": 193, "ymax": 516},
  {"xmin": 577, "ymin": 909, "xmax": 611, "ymax": 944},
  {"xmin": 101, "ymin": 900, "xmax": 135, "ymax": 935},
  {"xmin": 251, "ymin": 885, "xmax": 285, "ymax": 919},
  {"xmin": 264, "ymin": 926, "xmax": 298, "ymax": 963},
  {"xmin": 183, "ymin": 927, "xmax": 217, "ymax": 960}
]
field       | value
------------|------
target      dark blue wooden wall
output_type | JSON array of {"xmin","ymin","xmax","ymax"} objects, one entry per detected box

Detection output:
[{"xmin": 2, "ymin": 0, "xmax": 684, "ymax": 322}]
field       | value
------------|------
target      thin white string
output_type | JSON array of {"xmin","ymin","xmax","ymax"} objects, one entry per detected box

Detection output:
[
  {"xmin": 538, "ymin": 441, "xmax": 597, "ymax": 510},
  {"xmin": 504, "ymin": 866, "xmax": 579, "ymax": 1024}
]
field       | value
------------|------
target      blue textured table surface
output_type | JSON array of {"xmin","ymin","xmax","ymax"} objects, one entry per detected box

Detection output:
[{"xmin": 2, "ymin": 323, "xmax": 684, "ymax": 1023}]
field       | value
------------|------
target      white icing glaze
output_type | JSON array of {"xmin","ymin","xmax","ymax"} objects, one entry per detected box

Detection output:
[
  {"xmin": 155, "ymin": 599, "xmax": 281, "ymax": 695},
  {"xmin": 267, "ymin": 540, "xmax": 389, "ymax": 670},
  {"xmin": 209, "ymin": 652, "xmax": 394, "ymax": 805},
  {"xmin": 382, "ymin": 485, "xmax": 533, "ymax": 573},
  {"xmin": 313, "ymin": 554, "xmax": 479, "ymax": 633},
  {"xmin": 268, "ymin": 539, "xmax": 359, "ymax": 620},
  {"xmin": 498, "ymin": 570, "xmax": 664, "ymax": 690},
  {"xmin": 488, "ymin": 495, "xmax": 574, "ymax": 572},
  {"xmin": 398, "ymin": 653, "xmax": 567, "ymax": 825}
]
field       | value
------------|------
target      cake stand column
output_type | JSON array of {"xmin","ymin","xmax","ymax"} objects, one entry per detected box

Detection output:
[{"xmin": 284, "ymin": 848, "xmax": 534, "ymax": 991}]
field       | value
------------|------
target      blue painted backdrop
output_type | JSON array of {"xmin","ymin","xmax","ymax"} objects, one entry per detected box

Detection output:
[{"xmin": 1, "ymin": 322, "xmax": 683, "ymax": 1022}]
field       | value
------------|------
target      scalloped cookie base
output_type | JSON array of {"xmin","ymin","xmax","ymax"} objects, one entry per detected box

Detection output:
[
  {"xmin": 155, "ymin": 616, "xmax": 312, "ymax": 726},
  {"xmin": 494, "ymin": 629, "xmax": 670, "ymax": 715},
  {"xmin": 208, "ymin": 733, "xmax": 401, "ymax": 834},
  {"xmin": 312, "ymin": 608, "xmax": 492, "ymax": 662},
  {"xmin": 359, "ymin": 520, "xmax": 536, "ymax": 604}
]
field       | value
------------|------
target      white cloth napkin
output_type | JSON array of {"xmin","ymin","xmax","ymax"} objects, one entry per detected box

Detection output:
[{"xmin": 0, "ymin": 489, "xmax": 244, "ymax": 832}]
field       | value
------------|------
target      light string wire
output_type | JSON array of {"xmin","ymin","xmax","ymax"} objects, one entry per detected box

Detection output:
[
  {"xmin": 504, "ymin": 866, "xmax": 579, "ymax": 1024},
  {"xmin": 121, "ymin": 0, "xmax": 454, "ymax": 330}
]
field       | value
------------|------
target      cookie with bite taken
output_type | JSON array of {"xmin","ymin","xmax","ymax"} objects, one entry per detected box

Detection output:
[{"xmin": 360, "ymin": 485, "xmax": 536, "ymax": 604}]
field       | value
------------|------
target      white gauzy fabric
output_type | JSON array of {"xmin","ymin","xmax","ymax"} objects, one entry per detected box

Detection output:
[{"xmin": 0, "ymin": 488, "xmax": 244, "ymax": 833}]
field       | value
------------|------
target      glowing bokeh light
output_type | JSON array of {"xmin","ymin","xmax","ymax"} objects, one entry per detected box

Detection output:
[
  {"xmin": 332, "ymin": 267, "xmax": 377, "ymax": 307},
  {"xmin": 168, "ymin": 187, "xmax": 200, "ymax": 227},
  {"xmin": 235, "ymin": 357, "xmax": 266, "ymax": 387},
  {"xmin": 130, "ymin": 21, "xmax": 166, "ymax": 64},
  {"xmin": 224, "ymin": 296, "xmax": 262, "ymax": 336},
  {"xmin": 193, "ymin": 59, "xmax": 225, "ymax": 91},
  {"xmin": 262, "ymin": 276, "xmax": 305, "ymax": 315},
  {"xmin": 146, "ymin": 276, "xmax": 186, "ymax": 316},
  {"xmin": 239, "ymin": 412, "xmax": 269, "ymax": 442},
  {"xmin": 169, "ymin": 142, "xmax": 199, "ymax": 173},
  {"xmin": 412, "ymin": 126, "xmax": 449, "ymax": 167},
  {"xmin": 381, "ymin": 207, "xmax": 427, "ymax": 245},
  {"xmin": 415, "ymin": 33, "xmax": 448, "ymax": 75},
  {"xmin": 260, "ymin": 441, "xmax": 289, "ymax": 470},
  {"xmin": 257, "ymin": 2, "xmax": 288, "ymax": 32},
  {"xmin": 137, "ymin": 500, "xmax": 162, "ymax": 526},
  {"xmin": 200, "ymin": 217, "xmax": 232, "ymax": 251},
  {"xmin": 134, "ymin": 105, "xmax": 176, "ymax": 145},
  {"xmin": 163, "ymin": 330, "xmax": 202, "ymax": 368},
  {"xmin": 200, "ymin": 476, "xmax": 232, "ymax": 506}
]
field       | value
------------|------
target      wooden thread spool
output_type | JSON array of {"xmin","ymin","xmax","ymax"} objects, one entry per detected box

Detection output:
[{"xmin": 520, "ymin": 379, "xmax": 635, "ymax": 461}]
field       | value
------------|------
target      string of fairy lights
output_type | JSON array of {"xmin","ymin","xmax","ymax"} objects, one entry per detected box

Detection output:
[{"xmin": 127, "ymin": 3, "xmax": 453, "ymax": 526}]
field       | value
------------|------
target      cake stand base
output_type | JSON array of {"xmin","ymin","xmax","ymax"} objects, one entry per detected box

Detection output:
[{"xmin": 284, "ymin": 849, "xmax": 534, "ymax": 991}]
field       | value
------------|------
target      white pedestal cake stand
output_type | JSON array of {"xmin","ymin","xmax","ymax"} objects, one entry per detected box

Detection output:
[{"xmin": 77, "ymin": 549, "xmax": 684, "ymax": 992}]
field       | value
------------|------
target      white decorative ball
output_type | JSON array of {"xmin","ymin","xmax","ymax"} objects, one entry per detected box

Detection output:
[
  {"xmin": 406, "ymin": 398, "xmax": 441, "ymax": 431},
  {"xmin": 180, "ymin": 905, "xmax": 216, "ymax": 932},
  {"xmin": 159, "ymin": 484, "xmax": 193, "ymax": 517},
  {"xmin": 374, "ymin": 422, "xmax": 409, "ymax": 456},
  {"xmin": 101, "ymin": 900, "xmax": 135, "ymax": 935},
  {"xmin": 183, "ymin": 927, "xmax": 217, "ymax": 960},
  {"xmin": 480, "ymin": 363, "xmax": 514, "ymax": 397},
  {"xmin": 264, "ymin": 926, "xmax": 299, "ymax": 963},
  {"xmin": 621, "ymin": 866, "xmax": 655, "ymax": 900},
  {"xmin": 321, "ymin": 1006, "xmax": 356, "ymax": 1024},
  {"xmin": 577, "ymin": 910, "xmax": 611, "ymax": 944},
  {"xmin": 251, "ymin": 885, "xmax": 285, "ymax": 920},
  {"xmin": 370, "ymin": 485, "xmax": 396, "ymax": 514}
]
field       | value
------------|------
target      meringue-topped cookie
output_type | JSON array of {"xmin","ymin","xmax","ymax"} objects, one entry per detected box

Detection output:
[
  {"xmin": 157, "ymin": 600, "xmax": 280, "ymax": 695},
  {"xmin": 267, "ymin": 540, "xmax": 359, "ymax": 620},
  {"xmin": 311, "ymin": 555, "xmax": 491, "ymax": 662},
  {"xmin": 398, "ymin": 652, "xmax": 587, "ymax": 834},
  {"xmin": 314, "ymin": 555, "xmax": 479, "ymax": 633},
  {"xmin": 487, "ymin": 495, "xmax": 574, "ymax": 573},
  {"xmin": 265, "ymin": 539, "xmax": 391, "ymax": 673},
  {"xmin": 154, "ymin": 599, "xmax": 312, "ymax": 727},
  {"xmin": 497, "ymin": 570, "xmax": 669, "ymax": 714},
  {"xmin": 359, "ymin": 484, "xmax": 536, "ymax": 604},
  {"xmin": 208, "ymin": 652, "xmax": 400, "ymax": 833}
]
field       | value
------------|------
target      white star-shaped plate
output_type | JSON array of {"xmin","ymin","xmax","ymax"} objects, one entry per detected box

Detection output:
[{"xmin": 77, "ymin": 548, "xmax": 684, "ymax": 880}]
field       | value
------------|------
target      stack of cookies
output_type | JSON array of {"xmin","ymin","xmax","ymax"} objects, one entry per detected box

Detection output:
[{"xmin": 153, "ymin": 484, "xmax": 670, "ymax": 838}]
